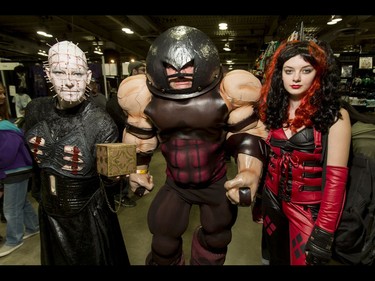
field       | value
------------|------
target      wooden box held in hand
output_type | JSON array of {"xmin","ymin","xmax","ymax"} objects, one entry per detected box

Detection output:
[{"xmin": 96, "ymin": 143, "xmax": 136, "ymax": 177}]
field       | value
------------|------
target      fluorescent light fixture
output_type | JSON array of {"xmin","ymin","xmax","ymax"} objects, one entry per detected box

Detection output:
[
  {"xmin": 37, "ymin": 50, "xmax": 48, "ymax": 57},
  {"xmin": 36, "ymin": 31, "xmax": 53, "ymax": 38},
  {"xmin": 121, "ymin": 28, "xmax": 134, "ymax": 34},
  {"xmin": 94, "ymin": 47, "xmax": 103, "ymax": 55},
  {"xmin": 219, "ymin": 23, "xmax": 228, "ymax": 30},
  {"xmin": 223, "ymin": 42, "xmax": 231, "ymax": 52},
  {"xmin": 327, "ymin": 15, "xmax": 343, "ymax": 25}
]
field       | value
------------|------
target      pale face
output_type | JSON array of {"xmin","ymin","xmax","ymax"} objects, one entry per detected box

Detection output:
[
  {"xmin": 46, "ymin": 41, "xmax": 92, "ymax": 109},
  {"xmin": 282, "ymin": 55, "xmax": 317, "ymax": 99},
  {"xmin": 166, "ymin": 64, "xmax": 194, "ymax": 89}
]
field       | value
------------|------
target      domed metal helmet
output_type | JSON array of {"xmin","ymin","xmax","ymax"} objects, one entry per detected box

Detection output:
[{"xmin": 146, "ymin": 25, "xmax": 222, "ymax": 99}]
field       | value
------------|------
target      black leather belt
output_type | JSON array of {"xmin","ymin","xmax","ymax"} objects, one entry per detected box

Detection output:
[{"xmin": 40, "ymin": 169, "xmax": 100, "ymax": 217}]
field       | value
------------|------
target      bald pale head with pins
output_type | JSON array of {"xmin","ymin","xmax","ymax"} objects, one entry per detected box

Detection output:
[{"xmin": 45, "ymin": 40, "xmax": 92, "ymax": 109}]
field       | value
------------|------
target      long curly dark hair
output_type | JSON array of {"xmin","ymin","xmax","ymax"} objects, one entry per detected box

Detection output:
[{"xmin": 257, "ymin": 40, "xmax": 342, "ymax": 134}]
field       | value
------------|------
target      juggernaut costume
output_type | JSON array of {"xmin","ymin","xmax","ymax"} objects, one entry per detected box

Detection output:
[
  {"xmin": 23, "ymin": 41, "xmax": 129, "ymax": 265},
  {"xmin": 117, "ymin": 26, "xmax": 268, "ymax": 265}
]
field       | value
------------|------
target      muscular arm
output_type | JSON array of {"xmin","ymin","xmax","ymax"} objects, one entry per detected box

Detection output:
[
  {"xmin": 117, "ymin": 74, "xmax": 158, "ymax": 195},
  {"xmin": 220, "ymin": 70, "xmax": 268, "ymax": 205}
]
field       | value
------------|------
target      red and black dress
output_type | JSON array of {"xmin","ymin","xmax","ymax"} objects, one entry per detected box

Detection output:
[{"xmin": 262, "ymin": 127, "xmax": 324, "ymax": 265}]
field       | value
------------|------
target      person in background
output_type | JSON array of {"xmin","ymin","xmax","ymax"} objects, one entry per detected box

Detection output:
[
  {"xmin": 257, "ymin": 40, "xmax": 351, "ymax": 265},
  {"xmin": 105, "ymin": 61, "xmax": 146, "ymax": 208},
  {"xmin": 0, "ymin": 81, "xmax": 39, "ymax": 257},
  {"xmin": 128, "ymin": 61, "xmax": 146, "ymax": 76},
  {"xmin": 332, "ymin": 99, "xmax": 375, "ymax": 265},
  {"xmin": 117, "ymin": 26, "xmax": 268, "ymax": 265},
  {"xmin": 13, "ymin": 87, "xmax": 32, "ymax": 118},
  {"xmin": 341, "ymin": 100, "xmax": 375, "ymax": 159},
  {"xmin": 0, "ymin": 82, "xmax": 7, "ymax": 230},
  {"xmin": 11, "ymin": 86, "xmax": 32, "ymax": 129},
  {"xmin": 88, "ymin": 77, "xmax": 107, "ymax": 110},
  {"xmin": 23, "ymin": 41, "xmax": 129, "ymax": 265},
  {"xmin": 0, "ymin": 183, "xmax": 5, "ymax": 223}
]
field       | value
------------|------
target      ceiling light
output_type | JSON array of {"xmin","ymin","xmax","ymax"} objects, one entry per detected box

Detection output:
[
  {"xmin": 37, "ymin": 50, "xmax": 48, "ymax": 57},
  {"xmin": 36, "ymin": 30, "xmax": 53, "ymax": 38},
  {"xmin": 331, "ymin": 15, "xmax": 343, "ymax": 22},
  {"xmin": 94, "ymin": 47, "xmax": 103, "ymax": 55},
  {"xmin": 223, "ymin": 42, "xmax": 231, "ymax": 52},
  {"xmin": 121, "ymin": 28, "xmax": 134, "ymax": 34},
  {"xmin": 219, "ymin": 23, "xmax": 228, "ymax": 30},
  {"xmin": 327, "ymin": 15, "xmax": 343, "ymax": 25}
]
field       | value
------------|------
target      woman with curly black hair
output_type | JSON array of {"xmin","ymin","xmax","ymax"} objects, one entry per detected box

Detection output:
[{"xmin": 257, "ymin": 40, "xmax": 351, "ymax": 265}]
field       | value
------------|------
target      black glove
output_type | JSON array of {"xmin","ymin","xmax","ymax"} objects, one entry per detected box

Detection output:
[{"xmin": 305, "ymin": 225, "xmax": 334, "ymax": 265}]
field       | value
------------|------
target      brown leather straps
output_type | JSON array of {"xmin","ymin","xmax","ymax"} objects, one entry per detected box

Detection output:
[{"xmin": 239, "ymin": 187, "xmax": 252, "ymax": 207}]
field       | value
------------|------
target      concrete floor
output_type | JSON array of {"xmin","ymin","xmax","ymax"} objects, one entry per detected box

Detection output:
[{"xmin": 0, "ymin": 149, "xmax": 263, "ymax": 266}]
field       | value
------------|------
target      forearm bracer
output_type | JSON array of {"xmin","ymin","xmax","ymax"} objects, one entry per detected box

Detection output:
[
  {"xmin": 137, "ymin": 151, "xmax": 153, "ymax": 166},
  {"xmin": 125, "ymin": 122, "xmax": 157, "ymax": 166}
]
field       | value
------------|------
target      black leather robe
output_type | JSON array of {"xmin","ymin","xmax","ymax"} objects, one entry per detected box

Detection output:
[{"xmin": 24, "ymin": 97, "xmax": 129, "ymax": 265}]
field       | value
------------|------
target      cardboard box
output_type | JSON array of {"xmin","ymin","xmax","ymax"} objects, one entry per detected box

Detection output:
[{"xmin": 96, "ymin": 143, "xmax": 136, "ymax": 177}]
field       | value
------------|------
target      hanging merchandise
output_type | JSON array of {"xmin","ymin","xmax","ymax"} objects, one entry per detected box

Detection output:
[
  {"xmin": 287, "ymin": 31, "xmax": 299, "ymax": 41},
  {"xmin": 258, "ymin": 41, "xmax": 280, "ymax": 72},
  {"xmin": 287, "ymin": 22, "xmax": 305, "ymax": 41},
  {"xmin": 287, "ymin": 22, "xmax": 317, "ymax": 42}
]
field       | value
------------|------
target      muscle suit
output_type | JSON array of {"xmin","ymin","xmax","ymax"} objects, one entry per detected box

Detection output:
[{"xmin": 118, "ymin": 26, "xmax": 268, "ymax": 265}]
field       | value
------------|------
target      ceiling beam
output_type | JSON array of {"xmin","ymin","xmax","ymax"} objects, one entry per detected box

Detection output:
[
  {"xmin": 0, "ymin": 32, "xmax": 41, "ymax": 57},
  {"xmin": 54, "ymin": 15, "xmax": 146, "ymax": 57}
]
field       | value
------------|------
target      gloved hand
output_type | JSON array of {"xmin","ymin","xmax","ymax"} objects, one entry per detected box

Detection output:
[{"xmin": 305, "ymin": 225, "xmax": 334, "ymax": 265}]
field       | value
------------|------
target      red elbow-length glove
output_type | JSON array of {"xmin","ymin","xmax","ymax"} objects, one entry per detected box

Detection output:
[{"xmin": 305, "ymin": 165, "xmax": 348, "ymax": 265}]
